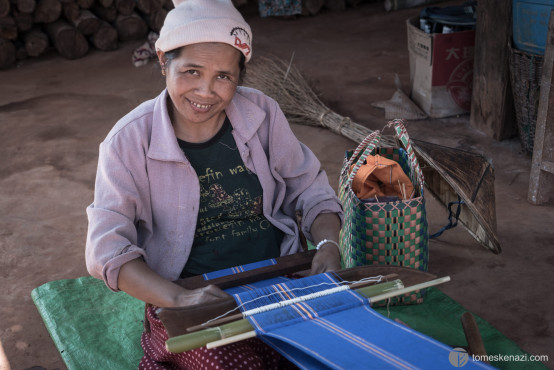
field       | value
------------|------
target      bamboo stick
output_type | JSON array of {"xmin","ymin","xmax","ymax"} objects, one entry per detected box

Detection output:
[
  {"xmin": 166, "ymin": 278, "xmax": 406, "ymax": 353},
  {"xmin": 186, "ymin": 274, "xmax": 400, "ymax": 332}
]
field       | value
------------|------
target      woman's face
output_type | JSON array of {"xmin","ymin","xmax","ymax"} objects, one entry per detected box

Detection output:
[{"xmin": 160, "ymin": 43, "xmax": 242, "ymax": 132}]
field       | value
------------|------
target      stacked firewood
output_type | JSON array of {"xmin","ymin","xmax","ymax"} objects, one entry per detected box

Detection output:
[
  {"xmin": 0, "ymin": 0, "xmax": 174, "ymax": 69},
  {"xmin": 0, "ymin": 0, "xmax": 375, "ymax": 70}
]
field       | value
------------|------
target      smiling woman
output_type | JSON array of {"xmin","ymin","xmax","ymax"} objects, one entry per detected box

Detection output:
[
  {"xmin": 85, "ymin": 0, "xmax": 344, "ymax": 369},
  {"xmin": 159, "ymin": 43, "xmax": 243, "ymax": 143}
]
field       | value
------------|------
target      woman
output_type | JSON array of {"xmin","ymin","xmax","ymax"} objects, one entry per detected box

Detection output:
[{"xmin": 85, "ymin": 0, "xmax": 343, "ymax": 368}]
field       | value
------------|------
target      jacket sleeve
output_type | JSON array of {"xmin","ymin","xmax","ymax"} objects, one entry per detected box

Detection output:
[
  {"xmin": 267, "ymin": 100, "xmax": 344, "ymax": 243},
  {"xmin": 85, "ymin": 140, "xmax": 147, "ymax": 291}
]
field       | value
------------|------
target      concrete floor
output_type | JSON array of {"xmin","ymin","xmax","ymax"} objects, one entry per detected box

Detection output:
[{"xmin": 0, "ymin": 1, "xmax": 553, "ymax": 369}]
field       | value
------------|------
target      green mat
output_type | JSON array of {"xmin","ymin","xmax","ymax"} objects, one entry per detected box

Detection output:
[{"xmin": 32, "ymin": 277, "xmax": 547, "ymax": 370}]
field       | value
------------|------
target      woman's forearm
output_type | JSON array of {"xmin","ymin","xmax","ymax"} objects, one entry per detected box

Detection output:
[
  {"xmin": 309, "ymin": 212, "xmax": 342, "ymax": 274},
  {"xmin": 117, "ymin": 258, "xmax": 229, "ymax": 307},
  {"xmin": 310, "ymin": 212, "xmax": 341, "ymax": 245}
]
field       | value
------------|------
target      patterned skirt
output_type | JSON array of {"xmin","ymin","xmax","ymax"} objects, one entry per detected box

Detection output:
[{"xmin": 139, "ymin": 304, "xmax": 297, "ymax": 369}]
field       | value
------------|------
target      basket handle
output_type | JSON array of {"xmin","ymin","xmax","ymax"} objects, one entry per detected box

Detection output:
[
  {"xmin": 386, "ymin": 119, "xmax": 425, "ymax": 192},
  {"xmin": 346, "ymin": 130, "xmax": 381, "ymax": 185}
]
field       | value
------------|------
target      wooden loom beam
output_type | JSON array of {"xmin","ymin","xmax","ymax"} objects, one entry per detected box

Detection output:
[
  {"xmin": 167, "ymin": 276, "xmax": 451, "ymax": 353},
  {"xmin": 158, "ymin": 256, "xmax": 439, "ymax": 339}
]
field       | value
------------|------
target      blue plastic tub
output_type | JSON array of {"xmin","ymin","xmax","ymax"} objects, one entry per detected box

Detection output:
[{"xmin": 513, "ymin": 0, "xmax": 554, "ymax": 55}]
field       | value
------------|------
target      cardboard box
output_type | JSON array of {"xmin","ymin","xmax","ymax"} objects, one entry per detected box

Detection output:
[{"xmin": 407, "ymin": 17, "xmax": 476, "ymax": 118}]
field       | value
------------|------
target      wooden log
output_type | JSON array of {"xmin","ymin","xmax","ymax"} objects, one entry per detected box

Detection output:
[
  {"xmin": 97, "ymin": 0, "xmax": 112, "ymax": 8},
  {"xmin": 15, "ymin": 39, "xmax": 27, "ymax": 59},
  {"xmin": 90, "ymin": 3, "xmax": 116, "ymax": 22},
  {"xmin": 346, "ymin": 0, "xmax": 364, "ymax": 7},
  {"xmin": 0, "ymin": 16, "xmax": 17, "ymax": 40},
  {"xmin": 24, "ymin": 26, "xmax": 49, "ymax": 56},
  {"xmin": 45, "ymin": 19, "xmax": 88, "ymax": 59},
  {"xmin": 469, "ymin": 0, "xmax": 516, "ymax": 140},
  {"xmin": 135, "ymin": 0, "xmax": 162, "ymax": 15},
  {"xmin": 75, "ymin": 0, "xmax": 93, "ymax": 9},
  {"xmin": 0, "ymin": 37, "xmax": 15, "ymax": 69},
  {"xmin": 114, "ymin": 12, "xmax": 147, "ymax": 42},
  {"xmin": 89, "ymin": 19, "xmax": 117, "ymax": 50},
  {"xmin": 303, "ymin": 0, "xmax": 324, "ymax": 15},
  {"xmin": 13, "ymin": 0, "xmax": 35, "ymax": 13},
  {"xmin": 143, "ymin": 7, "xmax": 166, "ymax": 33},
  {"xmin": 33, "ymin": 0, "xmax": 62, "ymax": 23},
  {"xmin": 62, "ymin": 1, "xmax": 79, "ymax": 22},
  {"xmin": 0, "ymin": 0, "xmax": 10, "ymax": 17},
  {"xmin": 324, "ymin": 0, "xmax": 345, "ymax": 11},
  {"xmin": 12, "ymin": 9, "xmax": 32, "ymax": 31},
  {"xmin": 72, "ymin": 9, "xmax": 99, "ymax": 35},
  {"xmin": 115, "ymin": 0, "xmax": 135, "ymax": 16}
]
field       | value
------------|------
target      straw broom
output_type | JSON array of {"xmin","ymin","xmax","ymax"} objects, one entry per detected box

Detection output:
[{"xmin": 242, "ymin": 55, "xmax": 396, "ymax": 147}]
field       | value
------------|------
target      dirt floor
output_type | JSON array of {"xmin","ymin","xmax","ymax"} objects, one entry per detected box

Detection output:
[{"xmin": 1, "ymin": 1, "xmax": 553, "ymax": 369}]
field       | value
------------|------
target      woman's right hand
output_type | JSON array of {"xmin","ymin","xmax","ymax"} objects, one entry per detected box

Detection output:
[
  {"xmin": 173, "ymin": 284, "xmax": 230, "ymax": 307},
  {"xmin": 118, "ymin": 257, "xmax": 230, "ymax": 308}
]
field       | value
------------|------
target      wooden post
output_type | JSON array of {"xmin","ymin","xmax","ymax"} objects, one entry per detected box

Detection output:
[
  {"xmin": 469, "ymin": 0, "xmax": 517, "ymax": 140},
  {"xmin": 528, "ymin": 10, "xmax": 554, "ymax": 205}
]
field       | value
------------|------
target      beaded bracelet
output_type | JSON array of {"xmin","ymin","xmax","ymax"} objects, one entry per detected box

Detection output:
[{"xmin": 316, "ymin": 239, "xmax": 340, "ymax": 250}]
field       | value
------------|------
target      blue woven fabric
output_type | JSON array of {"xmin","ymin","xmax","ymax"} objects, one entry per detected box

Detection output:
[
  {"xmin": 201, "ymin": 258, "xmax": 277, "ymax": 280},
  {"xmin": 231, "ymin": 273, "xmax": 494, "ymax": 369}
]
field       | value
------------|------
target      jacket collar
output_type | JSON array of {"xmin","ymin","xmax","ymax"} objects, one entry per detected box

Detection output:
[
  {"xmin": 225, "ymin": 86, "xmax": 267, "ymax": 142},
  {"xmin": 148, "ymin": 88, "xmax": 266, "ymax": 162}
]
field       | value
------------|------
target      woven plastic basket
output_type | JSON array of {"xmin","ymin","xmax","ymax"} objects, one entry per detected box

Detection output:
[
  {"xmin": 509, "ymin": 43, "xmax": 543, "ymax": 155},
  {"xmin": 339, "ymin": 120, "xmax": 429, "ymax": 305}
]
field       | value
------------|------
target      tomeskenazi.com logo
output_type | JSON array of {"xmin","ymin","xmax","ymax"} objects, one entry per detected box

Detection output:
[
  {"xmin": 448, "ymin": 347, "xmax": 549, "ymax": 367},
  {"xmin": 449, "ymin": 347, "xmax": 470, "ymax": 367}
]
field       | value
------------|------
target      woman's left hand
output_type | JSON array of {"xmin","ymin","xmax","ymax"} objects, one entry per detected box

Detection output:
[
  {"xmin": 310, "ymin": 242, "xmax": 341, "ymax": 274},
  {"xmin": 309, "ymin": 213, "xmax": 342, "ymax": 275}
]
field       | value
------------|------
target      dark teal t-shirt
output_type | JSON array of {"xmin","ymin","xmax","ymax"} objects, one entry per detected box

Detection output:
[{"xmin": 178, "ymin": 117, "xmax": 283, "ymax": 277}]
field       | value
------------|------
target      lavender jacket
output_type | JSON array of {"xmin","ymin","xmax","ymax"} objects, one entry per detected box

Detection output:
[{"xmin": 86, "ymin": 87, "xmax": 343, "ymax": 291}]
